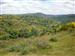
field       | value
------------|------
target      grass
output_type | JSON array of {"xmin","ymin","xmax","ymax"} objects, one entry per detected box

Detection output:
[{"xmin": 0, "ymin": 31, "xmax": 75, "ymax": 56}]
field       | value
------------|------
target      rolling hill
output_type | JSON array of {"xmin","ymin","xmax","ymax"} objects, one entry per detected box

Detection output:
[
  {"xmin": 0, "ymin": 13, "xmax": 75, "ymax": 56},
  {"xmin": 1, "ymin": 13, "xmax": 75, "ymax": 22}
]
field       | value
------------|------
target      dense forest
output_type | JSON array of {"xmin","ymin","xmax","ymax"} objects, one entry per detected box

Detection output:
[{"xmin": 0, "ymin": 13, "xmax": 75, "ymax": 56}]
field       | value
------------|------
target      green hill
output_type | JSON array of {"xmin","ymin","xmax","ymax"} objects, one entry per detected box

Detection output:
[{"xmin": 0, "ymin": 13, "xmax": 75, "ymax": 56}]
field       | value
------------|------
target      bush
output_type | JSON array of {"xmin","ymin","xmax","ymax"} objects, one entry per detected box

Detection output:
[
  {"xmin": 31, "ymin": 28, "xmax": 39, "ymax": 36},
  {"xmin": 5, "ymin": 29, "xmax": 19, "ymax": 39},
  {"xmin": 49, "ymin": 37, "xmax": 57, "ymax": 42},
  {"xmin": 8, "ymin": 46, "xmax": 18, "ymax": 52},
  {"xmin": 35, "ymin": 40, "xmax": 51, "ymax": 49},
  {"xmin": 20, "ymin": 47, "xmax": 30, "ymax": 55},
  {"xmin": 8, "ymin": 43, "xmax": 31, "ymax": 55},
  {"xmin": 18, "ymin": 29, "xmax": 31, "ymax": 38},
  {"xmin": 68, "ymin": 22, "xmax": 75, "ymax": 28},
  {"xmin": 0, "ymin": 34, "xmax": 10, "ymax": 40}
]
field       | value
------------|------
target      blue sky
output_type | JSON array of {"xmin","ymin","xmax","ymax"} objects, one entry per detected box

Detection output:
[{"xmin": 0, "ymin": 0, "xmax": 75, "ymax": 15}]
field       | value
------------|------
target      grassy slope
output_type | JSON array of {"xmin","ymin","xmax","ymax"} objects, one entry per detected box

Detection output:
[
  {"xmin": 0, "ymin": 31, "xmax": 75, "ymax": 56},
  {"xmin": 0, "ymin": 14, "xmax": 75, "ymax": 56}
]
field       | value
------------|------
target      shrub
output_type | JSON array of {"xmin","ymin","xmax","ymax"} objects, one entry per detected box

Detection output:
[
  {"xmin": 20, "ymin": 47, "xmax": 30, "ymax": 55},
  {"xmin": 60, "ymin": 25, "xmax": 68, "ymax": 31},
  {"xmin": 6, "ymin": 29, "xmax": 19, "ymax": 39},
  {"xmin": 8, "ymin": 43, "xmax": 31, "ymax": 55},
  {"xmin": 30, "ymin": 28, "xmax": 39, "ymax": 36},
  {"xmin": 68, "ymin": 22, "xmax": 75, "ymax": 28},
  {"xmin": 8, "ymin": 46, "xmax": 18, "ymax": 52},
  {"xmin": 18, "ymin": 29, "xmax": 31, "ymax": 38},
  {"xmin": 49, "ymin": 37, "xmax": 57, "ymax": 42},
  {"xmin": 35, "ymin": 40, "xmax": 51, "ymax": 49},
  {"xmin": 0, "ymin": 34, "xmax": 10, "ymax": 40}
]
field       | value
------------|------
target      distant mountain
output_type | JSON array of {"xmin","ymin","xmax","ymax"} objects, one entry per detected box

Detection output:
[
  {"xmin": 0, "ymin": 13, "xmax": 75, "ymax": 22},
  {"xmin": 51, "ymin": 14, "xmax": 75, "ymax": 22},
  {"xmin": 33, "ymin": 13, "xmax": 75, "ymax": 22}
]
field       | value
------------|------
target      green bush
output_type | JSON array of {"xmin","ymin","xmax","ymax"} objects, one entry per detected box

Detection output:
[
  {"xmin": 31, "ymin": 28, "xmax": 39, "ymax": 36},
  {"xmin": 60, "ymin": 24, "xmax": 68, "ymax": 31},
  {"xmin": 18, "ymin": 29, "xmax": 32, "ymax": 38},
  {"xmin": 49, "ymin": 37, "xmax": 57, "ymax": 42},
  {"xmin": 20, "ymin": 47, "xmax": 30, "ymax": 55},
  {"xmin": 0, "ymin": 34, "xmax": 10, "ymax": 40},
  {"xmin": 8, "ymin": 44, "xmax": 32, "ymax": 55},
  {"xmin": 8, "ymin": 46, "xmax": 18, "ymax": 52}
]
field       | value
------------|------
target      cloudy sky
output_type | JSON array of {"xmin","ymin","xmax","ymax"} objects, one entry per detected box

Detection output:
[{"xmin": 0, "ymin": 0, "xmax": 75, "ymax": 15}]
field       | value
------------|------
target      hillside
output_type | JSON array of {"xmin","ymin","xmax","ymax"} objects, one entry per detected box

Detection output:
[
  {"xmin": 0, "ymin": 13, "xmax": 75, "ymax": 56},
  {"xmin": 16, "ymin": 13, "xmax": 75, "ymax": 22},
  {"xmin": 1, "ymin": 13, "xmax": 75, "ymax": 22}
]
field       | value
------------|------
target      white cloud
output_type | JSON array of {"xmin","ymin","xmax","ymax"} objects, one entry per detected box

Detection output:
[{"xmin": 0, "ymin": 0, "xmax": 74, "ymax": 14}]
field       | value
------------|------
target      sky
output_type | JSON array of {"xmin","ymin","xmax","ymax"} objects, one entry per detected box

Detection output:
[{"xmin": 0, "ymin": 0, "xmax": 75, "ymax": 15}]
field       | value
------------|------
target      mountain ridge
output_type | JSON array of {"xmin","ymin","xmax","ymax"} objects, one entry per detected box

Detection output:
[{"xmin": 0, "ymin": 13, "xmax": 75, "ymax": 22}]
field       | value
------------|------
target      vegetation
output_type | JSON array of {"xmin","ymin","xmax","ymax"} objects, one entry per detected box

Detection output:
[{"xmin": 0, "ymin": 13, "xmax": 75, "ymax": 56}]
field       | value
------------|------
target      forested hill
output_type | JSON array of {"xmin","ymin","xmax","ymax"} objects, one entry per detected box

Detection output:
[
  {"xmin": 1, "ymin": 13, "xmax": 75, "ymax": 22},
  {"xmin": 0, "ymin": 13, "xmax": 75, "ymax": 40}
]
